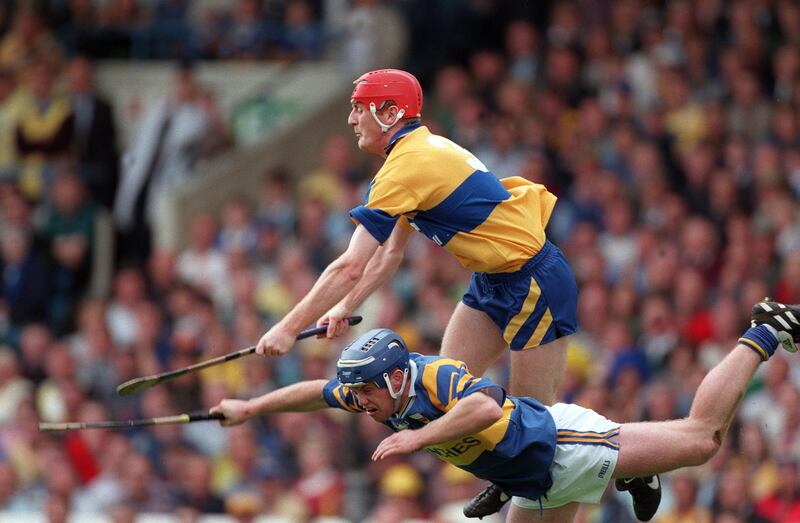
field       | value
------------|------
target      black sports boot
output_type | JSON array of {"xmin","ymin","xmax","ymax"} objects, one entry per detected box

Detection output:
[
  {"xmin": 463, "ymin": 483, "xmax": 510, "ymax": 519},
  {"xmin": 750, "ymin": 299, "xmax": 800, "ymax": 354},
  {"xmin": 615, "ymin": 475, "xmax": 661, "ymax": 521}
]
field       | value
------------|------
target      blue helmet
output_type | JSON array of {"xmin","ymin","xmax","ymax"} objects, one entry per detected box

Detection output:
[{"xmin": 337, "ymin": 328, "xmax": 410, "ymax": 393}]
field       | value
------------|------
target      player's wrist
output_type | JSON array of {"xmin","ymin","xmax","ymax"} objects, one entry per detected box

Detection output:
[
  {"xmin": 411, "ymin": 427, "xmax": 432, "ymax": 449},
  {"xmin": 338, "ymin": 303, "xmax": 354, "ymax": 317},
  {"xmin": 244, "ymin": 398, "xmax": 262, "ymax": 418},
  {"xmin": 342, "ymin": 294, "xmax": 363, "ymax": 313},
  {"xmin": 276, "ymin": 317, "xmax": 302, "ymax": 336}
]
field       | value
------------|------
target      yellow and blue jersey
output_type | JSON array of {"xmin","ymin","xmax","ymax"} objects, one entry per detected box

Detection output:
[
  {"xmin": 322, "ymin": 353, "xmax": 557, "ymax": 500},
  {"xmin": 349, "ymin": 124, "xmax": 557, "ymax": 274}
]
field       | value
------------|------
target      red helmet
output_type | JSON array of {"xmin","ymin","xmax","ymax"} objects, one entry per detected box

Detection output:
[{"xmin": 351, "ymin": 69, "xmax": 423, "ymax": 118}]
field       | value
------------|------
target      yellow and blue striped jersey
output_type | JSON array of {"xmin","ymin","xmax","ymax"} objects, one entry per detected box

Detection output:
[
  {"xmin": 322, "ymin": 353, "xmax": 557, "ymax": 500},
  {"xmin": 349, "ymin": 124, "xmax": 557, "ymax": 273}
]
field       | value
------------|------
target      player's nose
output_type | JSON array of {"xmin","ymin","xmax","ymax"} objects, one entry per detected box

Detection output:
[{"xmin": 354, "ymin": 392, "xmax": 367, "ymax": 407}]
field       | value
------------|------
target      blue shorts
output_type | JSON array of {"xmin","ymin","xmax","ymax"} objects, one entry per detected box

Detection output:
[{"xmin": 462, "ymin": 240, "xmax": 578, "ymax": 350}]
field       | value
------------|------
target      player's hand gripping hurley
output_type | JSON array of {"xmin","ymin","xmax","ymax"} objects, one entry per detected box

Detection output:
[{"xmin": 116, "ymin": 316, "xmax": 362, "ymax": 396}]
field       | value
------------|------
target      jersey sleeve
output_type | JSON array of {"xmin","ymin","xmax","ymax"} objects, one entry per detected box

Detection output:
[
  {"xmin": 349, "ymin": 160, "xmax": 422, "ymax": 243},
  {"xmin": 322, "ymin": 378, "xmax": 365, "ymax": 413},
  {"xmin": 419, "ymin": 358, "xmax": 506, "ymax": 413}
]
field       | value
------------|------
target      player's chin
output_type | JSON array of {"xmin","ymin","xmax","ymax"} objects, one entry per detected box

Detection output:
[
  {"xmin": 366, "ymin": 408, "xmax": 388, "ymax": 422},
  {"xmin": 356, "ymin": 135, "xmax": 373, "ymax": 148}
]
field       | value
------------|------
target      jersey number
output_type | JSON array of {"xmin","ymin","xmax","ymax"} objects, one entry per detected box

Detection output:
[{"xmin": 427, "ymin": 135, "xmax": 489, "ymax": 172}]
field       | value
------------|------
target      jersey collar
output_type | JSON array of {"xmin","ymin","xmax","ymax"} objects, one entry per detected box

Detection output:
[{"xmin": 384, "ymin": 122, "xmax": 422, "ymax": 155}]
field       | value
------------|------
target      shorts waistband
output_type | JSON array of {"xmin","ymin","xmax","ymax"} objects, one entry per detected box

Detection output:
[{"xmin": 483, "ymin": 240, "xmax": 555, "ymax": 282}]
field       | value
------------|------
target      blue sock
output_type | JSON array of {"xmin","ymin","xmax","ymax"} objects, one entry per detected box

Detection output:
[{"xmin": 739, "ymin": 325, "xmax": 779, "ymax": 361}]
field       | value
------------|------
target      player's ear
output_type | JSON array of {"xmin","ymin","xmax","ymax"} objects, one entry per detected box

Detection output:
[
  {"xmin": 390, "ymin": 368, "xmax": 405, "ymax": 387},
  {"xmin": 384, "ymin": 104, "xmax": 400, "ymax": 124}
]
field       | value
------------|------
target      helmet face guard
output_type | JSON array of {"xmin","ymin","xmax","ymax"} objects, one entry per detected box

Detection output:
[
  {"xmin": 337, "ymin": 328, "xmax": 410, "ymax": 400},
  {"xmin": 351, "ymin": 69, "xmax": 423, "ymax": 133}
]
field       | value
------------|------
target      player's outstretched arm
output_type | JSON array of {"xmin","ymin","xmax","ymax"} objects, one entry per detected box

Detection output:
[
  {"xmin": 319, "ymin": 225, "xmax": 412, "ymax": 338},
  {"xmin": 210, "ymin": 380, "xmax": 330, "ymax": 426},
  {"xmin": 372, "ymin": 391, "xmax": 503, "ymax": 460}
]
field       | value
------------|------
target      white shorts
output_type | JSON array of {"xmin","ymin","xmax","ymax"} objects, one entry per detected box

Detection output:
[{"xmin": 512, "ymin": 403, "xmax": 620, "ymax": 510}]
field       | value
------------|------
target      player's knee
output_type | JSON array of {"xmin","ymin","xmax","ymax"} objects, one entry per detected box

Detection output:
[
  {"xmin": 676, "ymin": 419, "xmax": 722, "ymax": 466},
  {"xmin": 701, "ymin": 437, "xmax": 722, "ymax": 464},
  {"xmin": 689, "ymin": 435, "xmax": 722, "ymax": 466}
]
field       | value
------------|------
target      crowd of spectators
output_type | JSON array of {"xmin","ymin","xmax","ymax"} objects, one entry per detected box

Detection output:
[
  {"xmin": 3, "ymin": 0, "xmax": 800, "ymax": 522},
  {"xmin": 7, "ymin": 0, "xmax": 327, "ymax": 61}
]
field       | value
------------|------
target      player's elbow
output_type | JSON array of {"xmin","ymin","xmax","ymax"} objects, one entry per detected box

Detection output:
[
  {"xmin": 477, "ymin": 400, "xmax": 504, "ymax": 426},
  {"xmin": 489, "ymin": 402, "xmax": 504, "ymax": 423},
  {"xmin": 332, "ymin": 254, "xmax": 368, "ymax": 283},
  {"xmin": 341, "ymin": 265, "xmax": 364, "ymax": 284}
]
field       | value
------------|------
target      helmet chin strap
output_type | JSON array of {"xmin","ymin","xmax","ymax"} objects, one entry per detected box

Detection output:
[
  {"xmin": 383, "ymin": 367, "xmax": 410, "ymax": 413},
  {"xmin": 369, "ymin": 102, "xmax": 405, "ymax": 133}
]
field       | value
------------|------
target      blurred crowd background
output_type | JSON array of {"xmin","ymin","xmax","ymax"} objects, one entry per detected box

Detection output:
[{"xmin": 2, "ymin": 0, "xmax": 800, "ymax": 522}]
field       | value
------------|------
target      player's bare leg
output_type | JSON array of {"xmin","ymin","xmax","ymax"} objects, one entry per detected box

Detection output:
[
  {"xmin": 614, "ymin": 303, "xmax": 794, "ymax": 520},
  {"xmin": 506, "ymin": 501, "xmax": 579, "ymax": 523},
  {"xmin": 510, "ymin": 335, "xmax": 570, "ymax": 405},
  {"xmin": 611, "ymin": 319, "xmax": 789, "ymax": 522},
  {"xmin": 614, "ymin": 344, "xmax": 762, "ymax": 478},
  {"xmin": 615, "ymin": 300, "xmax": 800, "ymax": 478},
  {"xmin": 612, "ymin": 319, "xmax": 784, "ymax": 521},
  {"xmin": 616, "ymin": 297, "xmax": 800, "ymax": 478},
  {"xmin": 441, "ymin": 302, "xmax": 507, "ymax": 376}
]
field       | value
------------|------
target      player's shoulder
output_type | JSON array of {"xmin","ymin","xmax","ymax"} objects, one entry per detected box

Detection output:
[
  {"xmin": 386, "ymin": 133, "xmax": 429, "ymax": 162},
  {"xmin": 409, "ymin": 352, "xmax": 432, "ymax": 368},
  {"xmin": 378, "ymin": 142, "xmax": 426, "ymax": 178},
  {"xmin": 377, "ymin": 129, "xmax": 475, "ymax": 191},
  {"xmin": 412, "ymin": 354, "xmax": 469, "ymax": 376},
  {"xmin": 390, "ymin": 126, "xmax": 450, "ymax": 159}
]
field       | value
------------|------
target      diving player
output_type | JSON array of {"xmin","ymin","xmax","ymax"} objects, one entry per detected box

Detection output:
[{"xmin": 224, "ymin": 300, "xmax": 800, "ymax": 522}]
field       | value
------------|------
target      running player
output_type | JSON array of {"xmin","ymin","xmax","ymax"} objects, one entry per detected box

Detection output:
[
  {"xmin": 219, "ymin": 300, "xmax": 799, "ymax": 522},
  {"xmin": 254, "ymin": 69, "xmax": 654, "ymax": 518}
]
